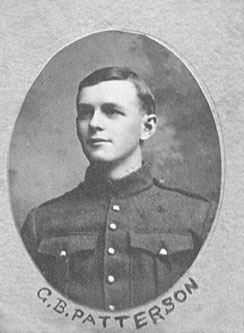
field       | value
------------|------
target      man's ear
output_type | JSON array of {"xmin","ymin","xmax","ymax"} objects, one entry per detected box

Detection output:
[{"xmin": 140, "ymin": 114, "xmax": 158, "ymax": 141}]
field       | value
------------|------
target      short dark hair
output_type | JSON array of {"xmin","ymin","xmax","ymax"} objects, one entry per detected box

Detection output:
[{"xmin": 77, "ymin": 66, "xmax": 156, "ymax": 115}]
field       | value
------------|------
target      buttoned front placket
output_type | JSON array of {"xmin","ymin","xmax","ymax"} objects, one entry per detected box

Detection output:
[
  {"xmin": 82, "ymin": 163, "xmax": 154, "ymax": 310},
  {"xmin": 103, "ymin": 196, "xmax": 131, "ymax": 311}
]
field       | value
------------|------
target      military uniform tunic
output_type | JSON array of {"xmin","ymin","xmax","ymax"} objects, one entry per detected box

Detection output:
[{"xmin": 21, "ymin": 164, "xmax": 216, "ymax": 311}]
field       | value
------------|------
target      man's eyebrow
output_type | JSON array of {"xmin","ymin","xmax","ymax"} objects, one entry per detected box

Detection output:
[
  {"xmin": 77, "ymin": 103, "xmax": 92, "ymax": 107},
  {"xmin": 102, "ymin": 102, "xmax": 123, "ymax": 109},
  {"xmin": 77, "ymin": 102, "xmax": 123, "ymax": 110}
]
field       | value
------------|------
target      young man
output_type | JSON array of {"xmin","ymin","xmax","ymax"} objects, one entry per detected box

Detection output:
[{"xmin": 21, "ymin": 67, "xmax": 216, "ymax": 311}]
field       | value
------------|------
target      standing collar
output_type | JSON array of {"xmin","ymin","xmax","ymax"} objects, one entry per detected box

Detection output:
[{"xmin": 83, "ymin": 162, "xmax": 153, "ymax": 198}]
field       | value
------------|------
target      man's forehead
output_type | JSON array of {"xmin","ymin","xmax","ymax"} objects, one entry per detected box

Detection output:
[{"xmin": 78, "ymin": 80, "xmax": 139, "ymax": 105}]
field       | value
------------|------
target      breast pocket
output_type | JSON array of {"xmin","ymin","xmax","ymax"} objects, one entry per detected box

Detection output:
[
  {"xmin": 130, "ymin": 232, "xmax": 194, "ymax": 259},
  {"xmin": 37, "ymin": 233, "xmax": 98, "ymax": 286},
  {"xmin": 129, "ymin": 232, "xmax": 195, "ymax": 300},
  {"xmin": 129, "ymin": 232, "xmax": 195, "ymax": 279}
]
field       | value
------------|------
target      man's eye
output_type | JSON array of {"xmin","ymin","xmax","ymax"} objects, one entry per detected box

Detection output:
[
  {"xmin": 78, "ymin": 106, "xmax": 93, "ymax": 118},
  {"xmin": 102, "ymin": 106, "xmax": 119, "ymax": 116},
  {"xmin": 107, "ymin": 109, "xmax": 116, "ymax": 115}
]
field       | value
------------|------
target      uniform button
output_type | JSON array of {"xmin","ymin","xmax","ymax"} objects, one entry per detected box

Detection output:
[
  {"xmin": 159, "ymin": 248, "xmax": 167, "ymax": 256},
  {"xmin": 109, "ymin": 223, "xmax": 117, "ymax": 230},
  {"xmin": 60, "ymin": 250, "xmax": 67, "ymax": 256},
  {"xmin": 112, "ymin": 205, "xmax": 120, "ymax": 212},
  {"xmin": 108, "ymin": 304, "xmax": 115, "ymax": 311},
  {"xmin": 107, "ymin": 247, "xmax": 115, "ymax": 255},
  {"xmin": 107, "ymin": 275, "xmax": 115, "ymax": 283}
]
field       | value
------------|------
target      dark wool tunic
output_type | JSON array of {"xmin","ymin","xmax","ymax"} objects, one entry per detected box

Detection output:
[{"xmin": 21, "ymin": 164, "xmax": 216, "ymax": 311}]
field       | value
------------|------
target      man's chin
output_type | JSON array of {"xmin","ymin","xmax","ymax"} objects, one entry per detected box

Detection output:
[{"xmin": 85, "ymin": 154, "xmax": 113, "ymax": 164}]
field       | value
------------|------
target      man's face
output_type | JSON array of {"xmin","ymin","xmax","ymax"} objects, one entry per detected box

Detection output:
[{"xmin": 76, "ymin": 80, "xmax": 149, "ymax": 165}]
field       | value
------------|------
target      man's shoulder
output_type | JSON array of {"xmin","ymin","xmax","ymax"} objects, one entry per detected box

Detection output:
[
  {"xmin": 151, "ymin": 178, "xmax": 217, "ymax": 235},
  {"xmin": 21, "ymin": 183, "xmax": 88, "ymax": 236},
  {"xmin": 153, "ymin": 178, "xmax": 211, "ymax": 204},
  {"xmin": 151, "ymin": 178, "xmax": 217, "ymax": 222},
  {"xmin": 37, "ymin": 182, "xmax": 86, "ymax": 212}
]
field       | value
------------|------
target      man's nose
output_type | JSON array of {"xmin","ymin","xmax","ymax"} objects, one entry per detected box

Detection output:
[{"xmin": 89, "ymin": 109, "xmax": 104, "ymax": 129}]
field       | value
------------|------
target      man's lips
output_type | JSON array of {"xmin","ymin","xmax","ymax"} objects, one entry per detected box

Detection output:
[{"xmin": 87, "ymin": 138, "xmax": 110, "ymax": 144}]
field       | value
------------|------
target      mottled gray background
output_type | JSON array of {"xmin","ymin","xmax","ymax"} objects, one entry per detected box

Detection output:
[
  {"xmin": 1, "ymin": 1, "xmax": 244, "ymax": 332},
  {"xmin": 9, "ymin": 31, "xmax": 221, "ymax": 229}
]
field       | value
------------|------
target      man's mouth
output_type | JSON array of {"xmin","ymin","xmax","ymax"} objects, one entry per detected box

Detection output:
[{"xmin": 87, "ymin": 138, "xmax": 110, "ymax": 145}]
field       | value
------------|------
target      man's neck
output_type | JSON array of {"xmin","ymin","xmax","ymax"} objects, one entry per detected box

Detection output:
[{"xmin": 90, "ymin": 155, "xmax": 142, "ymax": 181}]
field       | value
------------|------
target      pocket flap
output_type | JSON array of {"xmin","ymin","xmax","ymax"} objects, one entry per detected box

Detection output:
[
  {"xmin": 130, "ymin": 232, "xmax": 193, "ymax": 255},
  {"xmin": 38, "ymin": 233, "xmax": 98, "ymax": 256}
]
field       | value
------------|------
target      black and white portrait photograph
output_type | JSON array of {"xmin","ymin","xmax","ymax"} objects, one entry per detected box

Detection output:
[
  {"xmin": 1, "ymin": 1, "xmax": 243, "ymax": 332},
  {"xmin": 9, "ymin": 31, "xmax": 221, "ymax": 311}
]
